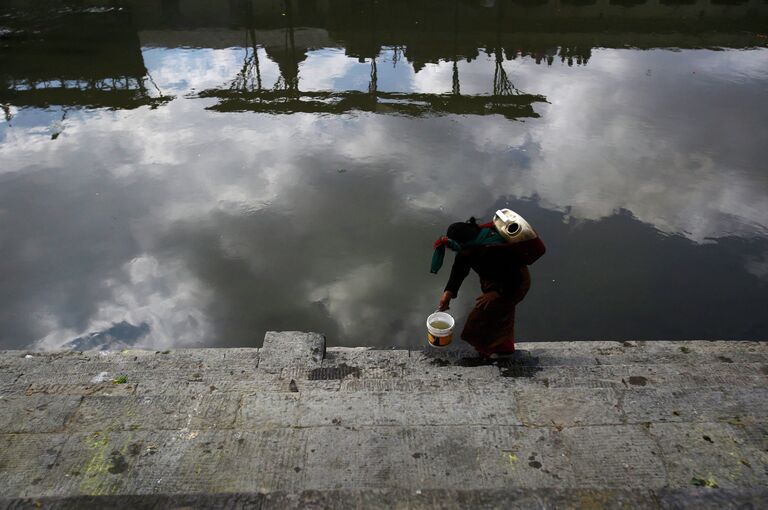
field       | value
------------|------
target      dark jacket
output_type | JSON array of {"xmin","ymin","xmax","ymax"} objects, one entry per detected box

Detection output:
[{"xmin": 444, "ymin": 237, "xmax": 545, "ymax": 297}]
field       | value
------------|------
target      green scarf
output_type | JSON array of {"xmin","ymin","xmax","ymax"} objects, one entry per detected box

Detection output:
[{"xmin": 430, "ymin": 227, "xmax": 506, "ymax": 274}]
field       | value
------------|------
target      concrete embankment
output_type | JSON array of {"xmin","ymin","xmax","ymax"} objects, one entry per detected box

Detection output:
[{"xmin": 1, "ymin": 333, "xmax": 766, "ymax": 509}]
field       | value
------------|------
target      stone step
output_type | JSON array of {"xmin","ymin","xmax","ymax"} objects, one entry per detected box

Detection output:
[
  {"xmin": 3, "ymin": 383, "xmax": 767, "ymax": 435},
  {"xmin": 2, "ymin": 334, "xmax": 766, "ymax": 503},
  {"xmin": 4, "ymin": 358, "xmax": 765, "ymax": 400},
  {"xmin": 2, "ymin": 340, "xmax": 765, "ymax": 373},
  {"xmin": 2, "ymin": 488, "xmax": 767, "ymax": 510},
  {"xmin": 1, "ymin": 422, "xmax": 765, "ymax": 496}
]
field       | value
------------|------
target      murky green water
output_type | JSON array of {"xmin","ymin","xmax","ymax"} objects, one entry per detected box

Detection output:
[{"xmin": 1, "ymin": 1, "xmax": 767, "ymax": 350}]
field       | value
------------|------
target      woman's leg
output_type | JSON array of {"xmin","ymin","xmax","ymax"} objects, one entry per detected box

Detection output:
[
  {"xmin": 461, "ymin": 294, "xmax": 516, "ymax": 355},
  {"xmin": 461, "ymin": 269, "xmax": 530, "ymax": 355}
]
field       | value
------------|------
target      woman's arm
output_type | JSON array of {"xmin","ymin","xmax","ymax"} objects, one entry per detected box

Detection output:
[
  {"xmin": 437, "ymin": 250, "xmax": 471, "ymax": 311},
  {"xmin": 438, "ymin": 290, "xmax": 454, "ymax": 311},
  {"xmin": 444, "ymin": 250, "xmax": 472, "ymax": 298}
]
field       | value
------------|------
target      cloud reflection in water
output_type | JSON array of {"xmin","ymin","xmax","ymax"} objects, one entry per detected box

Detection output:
[{"xmin": 1, "ymin": 45, "xmax": 767, "ymax": 349}]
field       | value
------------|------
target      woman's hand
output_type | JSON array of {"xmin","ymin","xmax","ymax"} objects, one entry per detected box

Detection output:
[
  {"xmin": 475, "ymin": 291, "xmax": 500, "ymax": 310},
  {"xmin": 438, "ymin": 291, "xmax": 453, "ymax": 311}
]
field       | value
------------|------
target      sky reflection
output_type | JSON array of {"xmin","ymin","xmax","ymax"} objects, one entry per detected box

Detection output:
[{"xmin": 1, "ymin": 31, "xmax": 767, "ymax": 349}]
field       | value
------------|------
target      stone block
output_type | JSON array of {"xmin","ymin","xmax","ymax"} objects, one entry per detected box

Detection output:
[
  {"xmin": 11, "ymin": 429, "xmax": 309, "ymax": 497},
  {"xmin": 302, "ymin": 425, "xmax": 575, "ymax": 491},
  {"xmin": 515, "ymin": 387, "xmax": 623, "ymax": 427},
  {"xmin": 24, "ymin": 382, "xmax": 137, "ymax": 397},
  {"xmin": 259, "ymin": 332, "xmax": 325, "ymax": 373},
  {"xmin": 5, "ymin": 489, "xmax": 768, "ymax": 510},
  {"xmin": 0, "ymin": 433, "xmax": 69, "ymax": 497},
  {"xmin": 295, "ymin": 390, "xmax": 521, "ymax": 428},
  {"xmin": 237, "ymin": 393, "xmax": 302, "ymax": 429},
  {"xmin": 0, "ymin": 395, "xmax": 82, "ymax": 434},
  {"xmin": 0, "ymin": 489, "xmax": 669, "ymax": 510},
  {"xmin": 525, "ymin": 363, "xmax": 767, "ymax": 390},
  {"xmin": 67, "ymin": 394, "xmax": 241, "ymax": 432},
  {"xmin": 647, "ymin": 422, "xmax": 768, "ymax": 488},
  {"xmin": 322, "ymin": 348, "xmax": 409, "ymax": 378},
  {"xmin": 655, "ymin": 488, "xmax": 768, "ymax": 509},
  {"xmin": 560, "ymin": 424, "xmax": 668, "ymax": 488},
  {"xmin": 621, "ymin": 386, "xmax": 768, "ymax": 424},
  {"xmin": 154, "ymin": 429, "xmax": 309, "ymax": 493},
  {"xmin": 404, "ymin": 353, "xmax": 501, "ymax": 381},
  {"xmin": 339, "ymin": 378, "xmax": 449, "ymax": 392}
]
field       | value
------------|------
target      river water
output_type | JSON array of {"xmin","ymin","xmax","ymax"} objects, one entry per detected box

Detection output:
[{"xmin": 1, "ymin": 1, "xmax": 767, "ymax": 350}]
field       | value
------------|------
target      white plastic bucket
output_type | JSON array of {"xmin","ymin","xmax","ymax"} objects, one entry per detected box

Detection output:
[{"xmin": 426, "ymin": 311, "xmax": 455, "ymax": 347}]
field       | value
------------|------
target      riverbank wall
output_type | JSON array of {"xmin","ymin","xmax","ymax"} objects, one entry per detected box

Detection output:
[{"xmin": 1, "ymin": 334, "xmax": 766, "ymax": 508}]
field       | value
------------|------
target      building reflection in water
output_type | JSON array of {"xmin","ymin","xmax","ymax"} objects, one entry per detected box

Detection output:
[
  {"xmin": 0, "ymin": 8, "xmax": 172, "ymax": 112},
  {"xmin": 197, "ymin": 1, "xmax": 549, "ymax": 118},
  {"xmin": 3, "ymin": 0, "xmax": 766, "ymax": 115}
]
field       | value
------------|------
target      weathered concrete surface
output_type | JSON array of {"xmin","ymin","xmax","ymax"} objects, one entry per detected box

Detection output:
[{"xmin": 1, "ymin": 336, "xmax": 767, "ymax": 509}]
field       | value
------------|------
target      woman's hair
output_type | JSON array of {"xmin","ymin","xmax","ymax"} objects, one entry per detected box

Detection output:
[{"xmin": 446, "ymin": 217, "xmax": 480, "ymax": 244}]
